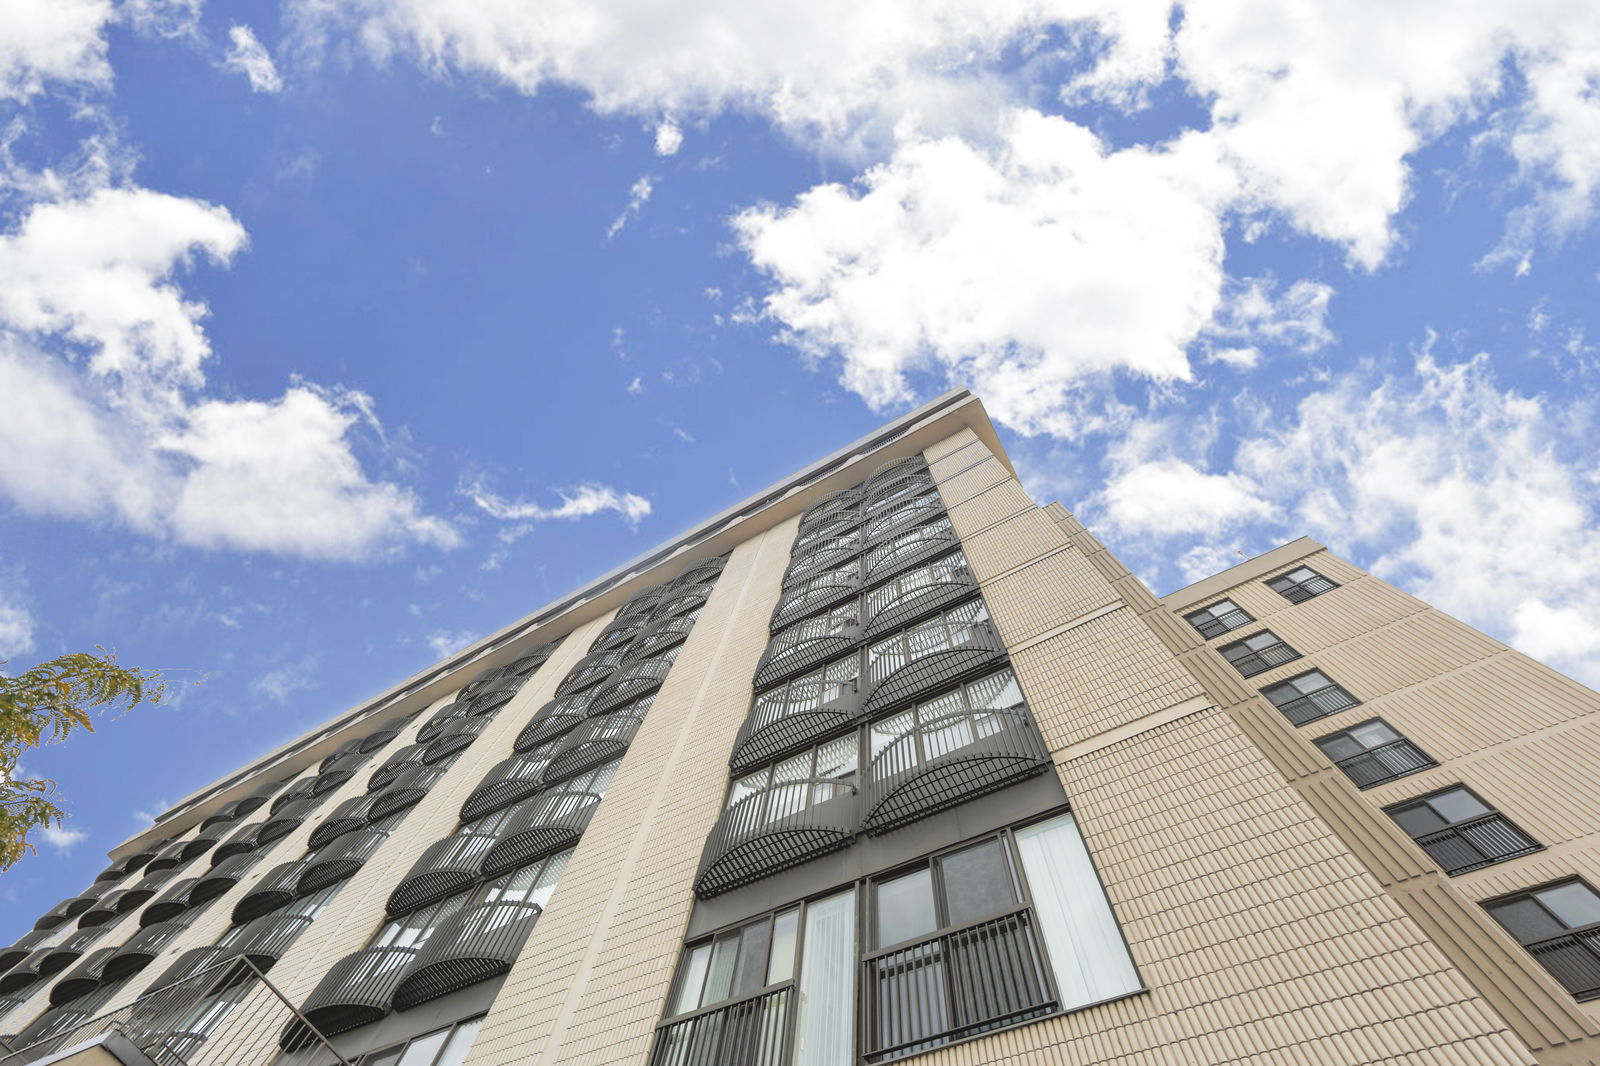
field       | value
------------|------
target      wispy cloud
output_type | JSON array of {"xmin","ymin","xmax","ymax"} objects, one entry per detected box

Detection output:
[
  {"xmin": 39, "ymin": 825, "xmax": 87, "ymax": 854},
  {"xmin": 606, "ymin": 176, "xmax": 654, "ymax": 239},
  {"xmin": 252, "ymin": 660, "xmax": 316, "ymax": 704},
  {"xmin": 426, "ymin": 628, "xmax": 478, "ymax": 658},
  {"xmin": 222, "ymin": 25, "xmax": 282, "ymax": 92},
  {"xmin": 465, "ymin": 481, "xmax": 652, "ymax": 526}
]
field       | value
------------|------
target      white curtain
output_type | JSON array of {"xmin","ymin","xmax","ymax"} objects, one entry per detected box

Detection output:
[
  {"xmin": 1015, "ymin": 812, "xmax": 1141, "ymax": 1010},
  {"xmin": 791, "ymin": 888, "xmax": 855, "ymax": 1066}
]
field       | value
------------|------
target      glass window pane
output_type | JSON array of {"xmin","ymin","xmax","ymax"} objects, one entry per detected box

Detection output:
[
  {"xmin": 363, "ymin": 1047, "xmax": 403, "ymax": 1066},
  {"xmin": 1315, "ymin": 734, "xmax": 1365, "ymax": 762},
  {"xmin": 702, "ymin": 930, "xmax": 740, "ymax": 1005},
  {"xmin": 1537, "ymin": 883, "xmax": 1600, "ymax": 929},
  {"xmin": 940, "ymin": 839, "xmax": 1015, "ymax": 926},
  {"xmin": 670, "ymin": 943, "xmax": 711, "ymax": 1015},
  {"xmin": 1348, "ymin": 721, "xmax": 1399, "ymax": 747},
  {"xmin": 733, "ymin": 919, "xmax": 772, "ymax": 996},
  {"xmin": 767, "ymin": 909, "xmax": 799, "ymax": 984},
  {"xmin": 396, "ymin": 1029, "xmax": 449, "ymax": 1066},
  {"xmin": 875, "ymin": 868, "xmax": 937, "ymax": 948},
  {"xmin": 1428, "ymin": 789, "xmax": 1490, "ymax": 824},
  {"xmin": 1489, "ymin": 898, "xmax": 1565, "ymax": 943},
  {"xmin": 792, "ymin": 890, "xmax": 856, "ymax": 1066},
  {"xmin": 434, "ymin": 1018, "xmax": 483, "ymax": 1066},
  {"xmin": 1390, "ymin": 804, "xmax": 1447, "ymax": 837},
  {"xmin": 1296, "ymin": 671, "xmax": 1331, "ymax": 693}
]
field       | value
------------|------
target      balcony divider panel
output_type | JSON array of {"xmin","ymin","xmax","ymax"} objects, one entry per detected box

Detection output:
[
  {"xmin": 729, "ymin": 687, "xmax": 864, "ymax": 775},
  {"xmin": 141, "ymin": 877, "xmax": 199, "ymax": 926},
  {"xmin": 279, "ymin": 945, "xmax": 421, "ymax": 1050},
  {"xmin": 296, "ymin": 826, "xmax": 393, "ymax": 895},
  {"xmin": 862, "ymin": 707, "xmax": 1051, "ymax": 836},
  {"xmin": 190, "ymin": 851, "xmax": 264, "ymax": 906},
  {"xmin": 369, "ymin": 766, "xmax": 448, "ymax": 823},
  {"xmin": 387, "ymin": 831, "xmax": 499, "ymax": 917},
  {"xmin": 49, "ymin": 946, "xmax": 117, "ymax": 1006},
  {"xmin": 480, "ymin": 790, "xmax": 604, "ymax": 879},
  {"xmin": 104, "ymin": 917, "xmax": 192, "ymax": 980},
  {"xmin": 694, "ymin": 781, "xmax": 859, "ymax": 899},
  {"xmin": 862, "ymin": 622, "xmax": 1008, "ymax": 716},
  {"xmin": 392, "ymin": 899, "xmax": 543, "ymax": 1011},
  {"xmin": 232, "ymin": 859, "xmax": 313, "ymax": 925}
]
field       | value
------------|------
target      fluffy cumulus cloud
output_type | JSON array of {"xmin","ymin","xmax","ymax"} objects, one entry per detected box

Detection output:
[
  {"xmin": 37, "ymin": 825, "xmax": 88, "ymax": 854},
  {"xmin": 0, "ymin": 188, "xmax": 457, "ymax": 560},
  {"xmin": 736, "ymin": 110, "xmax": 1232, "ymax": 437},
  {"xmin": 0, "ymin": 0, "xmax": 113, "ymax": 102},
  {"xmin": 1097, "ymin": 458, "xmax": 1277, "ymax": 538},
  {"xmin": 222, "ymin": 25, "xmax": 283, "ymax": 93},
  {"xmin": 467, "ymin": 482, "xmax": 652, "ymax": 526},
  {"xmin": 0, "ymin": 580, "xmax": 34, "ymax": 661}
]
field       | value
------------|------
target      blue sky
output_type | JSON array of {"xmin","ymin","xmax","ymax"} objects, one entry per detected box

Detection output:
[{"xmin": 1, "ymin": 0, "xmax": 1598, "ymax": 940}]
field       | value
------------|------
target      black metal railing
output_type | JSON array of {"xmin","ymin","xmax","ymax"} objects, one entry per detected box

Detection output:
[
  {"xmin": 1190, "ymin": 607, "xmax": 1252, "ymax": 640},
  {"xmin": 392, "ymin": 899, "xmax": 543, "ymax": 1011},
  {"xmin": 36, "ymin": 928, "xmax": 108, "ymax": 979},
  {"xmin": 649, "ymin": 985, "xmax": 792, "ymax": 1066},
  {"xmin": 357, "ymin": 716, "xmax": 411, "ymax": 753},
  {"xmin": 730, "ymin": 683, "xmax": 862, "ymax": 774},
  {"xmin": 78, "ymin": 890, "xmax": 130, "ymax": 928},
  {"xmin": 415, "ymin": 703, "xmax": 470, "ymax": 744},
  {"xmin": 280, "ymin": 946, "xmax": 419, "ymax": 1049},
  {"xmin": 863, "ymin": 565, "xmax": 975, "ymax": 638},
  {"xmin": 466, "ymin": 676, "xmax": 526, "ymax": 716},
  {"xmin": 695, "ymin": 780, "xmax": 858, "ymax": 899},
  {"xmin": 862, "ymin": 620, "xmax": 1006, "ymax": 716},
  {"xmin": 298, "ymin": 826, "xmax": 392, "ymax": 895},
  {"xmin": 544, "ymin": 717, "xmax": 645, "ymax": 787},
  {"xmin": 753, "ymin": 619, "xmax": 861, "ymax": 690},
  {"xmin": 369, "ymin": 766, "xmax": 447, "ymax": 823},
  {"xmin": 143, "ymin": 838, "xmax": 192, "ymax": 874},
  {"xmin": 309, "ymin": 794, "xmax": 380, "ymax": 850},
  {"xmin": 1527, "ymin": 927, "xmax": 1600, "ymax": 1001},
  {"xmin": 222, "ymin": 912, "xmax": 313, "ymax": 971},
  {"xmin": 517, "ymin": 688, "xmax": 602, "ymax": 751},
  {"xmin": 627, "ymin": 616, "xmax": 696, "ymax": 662},
  {"xmin": 557, "ymin": 648, "xmax": 631, "ymax": 696},
  {"xmin": 783, "ymin": 539, "xmax": 862, "ymax": 589},
  {"xmin": 506, "ymin": 641, "xmax": 559, "ymax": 676},
  {"xmin": 1414, "ymin": 814, "xmax": 1541, "ymax": 875},
  {"xmin": 105, "ymin": 918, "xmax": 193, "ymax": 981},
  {"xmin": 863, "ymin": 523, "xmax": 958, "ymax": 584},
  {"xmin": 1221, "ymin": 638, "xmax": 1300, "ymax": 678},
  {"xmin": 421, "ymin": 715, "xmax": 492, "ymax": 764},
  {"xmin": 1272, "ymin": 572, "xmax": 1338, "ymax": 603},
  {"xmin": 0, "ymin": 931, "xmax": 52, "ymax": 976},
  {"xmin": 588, "ymin": 659, "xmax": 673, "ymax": 717},
  {"xmin": 1332, "ymin": 739, "xmax": 1436, "ymax": 788},
  {"xmin": 270, "ymin": 780, "xmax": 318, "ymax": 816},
  {"xmin": 368, "ymin": 744, "xmax": 428, "ymax": 791},
  {"xmin": 863, "ymin": 908, "xmax": 1056, "ymax": 1063},
  {"xmin": 233, "ymin": 860, "xmax": 312, "ymax": 925},
  {"xmin": 1270, "ymin": 684, "xmax": 1360, "ymax": 726},
  {"xmin": 654, "ymin": 584, "xmax": 716, "ymax": 621},
  {"xmin": 770, "ymin": 572, "xmax": 862, "ymax": 632},
  {"xmin": 141, "ymin": 877, "xmax": 199, "ymax": 926},
  {"xmin": 319, "ymin": 738, "xmax": 366, "ymax": 773},
  {"xmin": 461, "ymin": 754, "xmax": 557, "ymax": 822},
  {"xmin": 863, "ymin": 496, "xmax": 943, "ymax": 545},
  {"xmin": 480, "ymin": 789, "xmax": 605, "ymax": 878},
  {"xmin": 50, "ymin": 946, "xmax": 117, "ymax": 1006},
  {"xmin": 864, "ymin": 455, "xmax": 929, "ymax": 491},
  {"xmin": 191, "ymin": 852, "xmax": 264, "ymax": 906},
  {"xmin": 387, "ymin": 831, "xmax": 498, "ymax": 916},
  {"xmin": 313, "ymin": 751, "xmax": 371, "ymax": 795}
]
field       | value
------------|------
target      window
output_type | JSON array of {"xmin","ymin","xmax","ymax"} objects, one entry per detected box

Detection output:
[
  {"xmin": 1314, "ymin": 720, "xmax": 1435, "ymax": 788},
  {"xmin": 481, "ymin": 850, "xmax": 570, "ymax": 913},
  {"xmin": 1485, "ymin": 881, "xmax": 1600, "ymax": 1001},
  {"xmin": 374, "ymin": 892, "xmax": 470, "ymax": 950},
  {"xmin": 358, "ymin": 1015, "xmax": 484, "ymax": 1066},
  {"xmin": 768, "ymin": 603, "xmax": 858, "ymax": 659},
  {"xmin": 865, "ymin": 598, "xmax": 989, "ymax": 684},
  {"xmin": 729, "ymin": 736, "xmax": 858, "ymax": 818},
  {"xmin": 1217, "ymin": 630, "xmax": 1300, "ymax": 677},
  {"xmin": 1387, "ymin": 786, "xmax": 1541, "ymax": 875},
  {"xmin": 1260, "ymin": 670, "xmax": 1361, "ymax": 726},
  {"xmin": 1182, "ymin": 598, "xmax": 1253, "ymax": 640},
  {"xmin": 868, "ymin": 669, "xmax": 1024, "ymax": 771},
  {"xmin": 864, "ymin": 553, "xmax": 967, "ymax": 623},
  {"xmin": 1267, "ymin": 565, "xmax": 1338, "ymax": 603},
  {"xmin": 750, "ymin": 656, "xmax": 859, "ymax": 725}
]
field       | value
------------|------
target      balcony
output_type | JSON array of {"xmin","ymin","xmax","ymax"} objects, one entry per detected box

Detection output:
[
  {"xmin": 863, "ymin": 908, "xmax": 1056, "ymax": 1063},
  {"xmin": 863, "ymin": 468, "xmax": 936, "ymax": 508},
  {"xmin": 730, "ymin": 684, "xmax": 862, "ymax": 774},
  {"xmin": 862, "ymin": 707, "xmax": 1051, "ymax": 836},
  {"xmin": 695, "ymin": 780, "xmax": 858, "ymax": 899},
  {"xmin": 864, "ymin": 454, "xmax": 929, "ymax": 491},
  {"xmin": 671, "ymin": 558, "xmax": 726, "ymax": 588},
  {"xmin": 466, "ymin": 676, "xmax": 527, "ymax": 716},
  {"xmin": 649, "ymin": 985, "xmax": 791, "ymax": 1066},
  {"xmin": 619, "ymin": 583, "xmax": 669, "ymax": 617},
  {"xmin": 190, "ymin": 852, "xmax": 264, "ymax": 907},
  {"xmin": 104, "ymin": 918, "xmax": 192, "ymax": 981},
  {"xmin": 0, "ymin": 931, "xmax": 52, "ymax": 977},
  {"xmin": 297, "ymin": 826, "xmax": 392, "ymax": 895},
  {"xmin": 421, "ymin": 715, "xmax": 493, "ymax": 764},
  {"xmin": 319, "ymin": 737, "xmax": 366, "ymax": 772},
  {"xmin": 653, "ymin": 583, "xmax": 716, "ymax": 621},
  {"xmin": 209, "ymin": 822, "xmax": 269, "ymax": 865},
  {"xmin": 77, "ymin": 890, "xmax": 130, "ymax": 929},
  {"xmin": 50, "ymin": 947, "xmax": 117, "ymax": 1006},
  {"xmin": 415, "ymin": 702, "xmax": 470, "ymax": 744},
  {"xmin": 1526, "ymin": 927, "xmax": 1600, "ymax": 1001},
  {"xmin": 309, "ymin": 794, "xmax": 381, "ymax": 850},
  {"xmin": 1414, "ymin": 814, "xmax": 1542, "ymax": 875},
  {"xmin": 794, "ymin": 510, "xmax": 860, "ymax": 555},
  {"xmin": 863, "ymin": 494, "xmax": 946, "ymax": 545},
  {"xmin": 863, "ymin": 560, "xmax": 976, "ymax": 639},
  {"xmin": 753, "ymin": 617, "xmax": 861, "ymax": 690},
  {"xmin": 863, "ymin": 521, "xmax": 959, "ymax": 585},
  {"xmin": 148, "ymin": 945, "xmax": 229, "ymax": 989},
  {"xmin": 34, "ymin": 928, "xmax": 109, "ymax": 984},
  {"xmin": 799, "ymin": 487, "xmax": 862, "ymax": 532},
  {"xmin": 257, "ymin": 796, "xmax": 322, "ymax": 846},
  {"xmin": 862, "ymin": 620, "xmax": 1007, "ymax": 717},
  {"xmin": 121, "ymin": 838, "xmax": 170, "ymax": 875},
  {"xmin": 1331, "ymin": 739, "xmax": 1437, "ymax": 789},
  {"xmin": 462, "ymin": 753, "xmax": 558, "ymax": 822},
  {"xmin": 592, "ymin": 611, "xmax": 652, "ymax": 652},
  {"xmin": 269, "ymin": 780, "xmax": 319, "ymax": 816},
  {"xmin": 368, "ymin": 743, "xmax": 428, "ymax": 791},
  {"xmin": 517, "ymin": 688, "xmax": 601, "ymax": 751},
  {"xmin": 141, "ymin": 877, "xmax": 199, "ymax": 926},
  {"xmin": 0, "ymin": 947, "xmax": 51, "ymax": 994},
  {"xmin": 557, "ymin": 647, "xmax": 631, "ymax": 696},
  {"xmin": 313, "ymin": 750, "xmax": 372, "ymax": 795},
  {"xmin": 280, "ymin": 945, "xmax": 421, "ymax": 1049},
  {"xmin": 198, "ymin": 800, "xmax": 244, "ymax": 833},
  {"xmin": 506, "ymin": 641, "xmax": 559, "ymax": 677},
  {"xmin": 626, "ymin": 615, "xmax": 696, "ymax": 662},
  {"xmin": 179, "ymin": 830, "xmax": 222, "ymax": 863},
  {"xmin": 588, "ymin": 659, "xmax": 673, "ymax": 717},
  {"xmin": 458, "ymin": 663, "xmax": 508, "ymax": 703},
  {"xmin": 770, "ymin": 569, "xmax": 862, "ymax": 632},
  {"xmin": 33, "ymin": 895, "xmax": 92, "ymax": 933},
  {"xmin": 232, "ymin": 860, "xmax": 312, "ymax": 925},
  {"xmin": 143, "ymin": 838, "xmax": 191, "ymax": 874},
  {"xmin": 543, "ymin": 710, "xmax": 649, "ymax": 787},
  {"xmin": 119, "ymin": 867, "xmax": 178, "ymax": 910},
  {"xmin": 481, "ymin": 788, "xmax": 605, "ymax": 878},
  {"xmin": 358, "ymin": 715, "xmax": 413, "ymax": 753},
  {"xmin": 392, "ymin": 899, "xmax": 543, "ymax": 1011},
  {"xmin": 782, "ymin": 537, "xmax": 862, "ymax": 590},
  {"xmin": 369, "ymin": 766, "xmax": 448, "ymax": 823},
  {"xmin": 235, "ymin": 778, "xmax": 291, "ymax": 818},
  {"xmin": 221, "ymin": 911, "xmax": 314, "ymax": 972},
  {"xmin": 387, "ymin": 830, "xmax": 499, "ymax": 917}
]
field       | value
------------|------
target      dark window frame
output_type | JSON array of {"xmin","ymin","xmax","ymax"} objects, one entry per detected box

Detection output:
[
  {"xmin": 1483, "ymin": 878, "xmax": 1600, "ymax": 1002},
  {"xmin": 1266, "ymin": 566, "xmax": 1339, "ymax": 604},
  {"xmin": 1217, "ymin": 630, "xmax": 1301, "ymax": 678},
  {"xmin": 1182, "ymin": 598, "xmax": 1254, "ymax": 640},
  {"xmin": 1260, "ymin": 669, "xmax": 1362, "ymax": 726},
  {"xmin": 1312, "ymin": 718, "xmax": 1437, "ymax": 789},
  {"xmin": 1385, "ymin": 785, "xmax": 1542, "ymax": 875}
]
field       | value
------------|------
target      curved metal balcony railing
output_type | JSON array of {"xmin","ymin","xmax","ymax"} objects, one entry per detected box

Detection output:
[
  {"xmin": 387, "ymin": 829, "xmax": 500, "ymax": 917},
  {"xmin": 0, "ymin": 930, "xmax": 53, "ymax": 976},
  {"xmin": 190, "ymin": 851, "xmax": 264, "ymax": 906},
  {"xmin": 799, "ymin": 487, "xmax": 862, "ymax": 533},
  {"xmin": 92, "ymin": 857, "xmax": 131, "ymax": 883},
  {"xmin": 178, "ymin": 830, "xmax": 222, "ymax": 863},
  {"xmin": 480, "ymin": 788, "xmax": 605, "ymax": 879},
  {"xmin": 695, "ymin": 780, "xmax": 859, "ymax": 899},
  {"xmin": 313, "ymin": 750, "xmax": 372, "ymax": 795},
  {"xmin": 147, "ymin": 944, "xmax": 229, "ymax": 990},
  {"xmin": 415, "ymin": 702, "xmax": 472, "ymax": 745},
  {"xmin": 104, "ymin": 917, "xmax": 192, "ymax": 981},
  {"xmin": 625, "ymin": 615, "xmax": 696, "ymax": 662},
  {"xmin": 460, "ymin": 750, "xmax": 559, "ymax": 823},
  {"xmin": 209, "ymin": 821, "xmax": 269, "ymax": 865},
  {"xmin": 862, "ymin": 559, "xmax": 976, "ymax": 638},
  {"xmin": 729, "ymin": 683, "xmax": 862, "ymax": 775},
  {"xmin": 319, "ymin": 737, "xmax": 366, "ymax": 773},
  {"xmin": 142, "ymin": 837, "xmax": 191, "ymax": 875},
  {"xmin": 297, "ymin": 825, "xmax": 393, "ymax": 896},
  {"xmin": 119, "ymin": 867, "xmax": 178, "ymax": 910},
  {"xmin": 49, "ymin": 945, "xmax": 117, "ymax": 1006},
  {"xmin": 422, "ymin": 715, "xmax": 494, "ymax": 765},
  {"xmin": 619, "ymin": 583, "xmax": 670, "ymax": 618},
  {"xmin": 358, "ymin": 715, "xmax": 413, "ymax": 754},
  {"xmin": 652, "ymin": 583, "xmax": 716, "ymax": 621},
  {"xmin": 793, "ymin": 516, "xmax": 861, "ymax": 565},
  {"xmin": 232, "ymin": 859, "xmax": 312, "ymax": 925},
  {"xmin": 516, "ymin": 688, "xmax": 601, "ymax": 751},
  {"xmin": 592, "ymin": 611, "xmax": 651, "ymax": 653},
  {"xmin": 862, "ymin": 707, "xmax": 1050, "ymax": 836},
  {"xmin": 257, "ymin": 796, "xmax": 322, "ymax": 846},
  {"xmin": 769, "ymin": 568, "xmax": 862, "ymax": 633},
  {"xmin": 865, "ymin": 453, "xmax": 927, "ymax": 484},
  {"xmin": 863, "ymin": 519, "xmax": 959, "ymax": 585},
  {"xmin": 368, "ymin": 743, "xmax": 428, "ymax": 791},
  {"xmin": 270, "ymin": 779, "xmax": 319, "ymax": 816},
  {"xmin": 0, "ymin": 947, "xmax": 52, "ymax": 994},
  {"xmin": 8, "ymin": 985, "xmax": 117, "ymax": 1059},
  {"xmin": 235, "ymin": 777, "xmax": 291, "ymax": 819},
  {"xmin": 32, "ymin": 895, "xmax": 90, "ymax": 933},
  {"xmin": 198, "ymin": 799, "xmax": 244, "ymax": 833},
  {"xmin": 671, "ymin": 557, "xmax": 726, "ymax": 588},
  {"xmin": 121, "ymin": 837, "xmax": 170, "ymax": 875},
  {"xmin": 782, "ymin": 537, "xmax": 863, "ymax": 590},
  {"xmin": 309, "ymin": 794, "xmax": 381, "ymax": 850},
  {"xmin": 506, "ymin": 641, "xmax": 559, "ymax": 677},
  {"xmin": 862, "ymin": 473, "xmax": 936, "ymax": 514},
  {"xmin": 467, "ymin": 676, "xmax": 527, "ymax": 716},
  {"xmin": 279, "ymin": 945, "xmax": 420, "ymax": 1050},
  {"xmin": 77, "ymin": 890, "xmax": 130, "ymax": 929},
  {"xmin": 140, "ymin": 876, "xmax": 199, "ymax": 926},
  {"xmin": 753, "ymin": 616, "xmax": 861, "ymax": 690},
  {"xmin": 35, "ymin": 928, "xmax": 108, "ymax": 979},
  {"xmin": 862, "ymin": 620, "xmax": 1007, "ymax": 717},
  {"xmin": 863, "ymin": 493, "xmax": 945, "ymax": 545},
  {"xmin": 542, "ymin": 708, "xmax": 649, "ymax": 788},
  {"xmin": 557, "ymin": 647, "xmax": 631, "ymax": 697},
  {"xmin": 220, "ymin": 911, "xmax": 314, "ymax": 972},
  {"xmin": 392, "ymin": 899, "xmax": 543, "ymax": 1012},
  {"xmin": 588, "ymin": 659, "xmax": 673, "ymax": 718},
  {"xmin": 455, "ymin": 668, "xmax": 505, "ymax": 707},
  {"xmin": 368, "ymin": 766, "xmax": 448, "ymax": 823}
]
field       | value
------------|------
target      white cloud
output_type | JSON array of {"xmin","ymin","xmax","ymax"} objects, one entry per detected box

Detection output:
[
  {"xmin": 0, "ymin": 580, "xmax": 34, "ymax": 661},
  {"xmin": 426, "ymin": 628, "xmax": 479, "ymax": 658},
  {"xmin": 38, "ymin": 825, "xmax": 87, "ymax": 854},
  {"xmin": 606, "ymin": 176, "xmax": 654, "ymax": 239},
  {"xmin": 625, "ymin": 376, "xmax": 643, "ymax": 395},
  {"xmin": 223, "ymin": 25, "xmax": 283, "ymax": 93},
  {"xmin": 0, "ymin": 0, "xmax": 112, "ymax": 102},
  {"xmin": 253, "ymin": 663, "xmax": 316, "ymax": 704},
  {"xmin": 654, "ymin": 120, "xmax": 683, "ymax": 156},
  {"xmin": 121, "ymin": 0, "xmax": 203, "ymax": 39},
  {"xmin": 1097, "ymin": 458, "xmax": 1278, "ymax": 537},
  {"xmin": 735, "ymin": 109, "xmax": 1232, "ymax": 437},
  {"xmin": 0, "ymin": 188, "xmax": 457, "ymax": 560},
  {"xmin": 1206, "ymin": 276, "xmax": 1334, "ymax": 356},
  {"xmin": 467, "ymin": 481, "xmax": 652, "ymax": 526}
]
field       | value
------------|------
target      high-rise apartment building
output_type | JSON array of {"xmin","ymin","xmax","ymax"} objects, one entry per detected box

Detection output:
[{"xmin": 2, "ymin": 389, "xmax": 1598, "ymax": 1066}]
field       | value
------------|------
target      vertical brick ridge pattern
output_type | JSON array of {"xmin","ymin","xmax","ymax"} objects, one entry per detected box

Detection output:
[
  {"xmin": 463, "ymin": 525, "xmax": 789, "ymax": 1066},
  {"xmin": 921, "ymin": 435, "xmax": 1543, "ymax": 1066}
]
